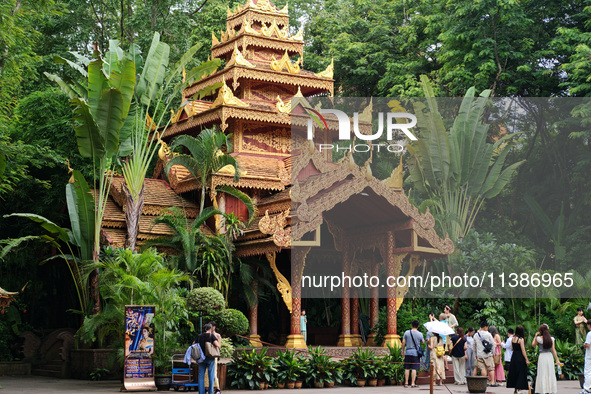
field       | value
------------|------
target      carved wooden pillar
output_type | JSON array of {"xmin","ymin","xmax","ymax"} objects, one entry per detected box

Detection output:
[
  {"xmin": 247, "ymin": 279, "xmax": 262, "ymax": 347},
  {"xmin": 367, "ymin": 262, "xmax": 380, "ymax": 346},
  {"xmin": 285, "ymin": 248, "xmax": 309, "ymax": 349},
  {"xmin": 381, "ymin": 231, "xmax": 404, "ymax": 347},
  {"xmin": 350, "ymin": 289, "xmax": 362, "ymax": 346},
  {"xmin": 337, "ymin": 248, "xmax": 355, "ymax": 346}
]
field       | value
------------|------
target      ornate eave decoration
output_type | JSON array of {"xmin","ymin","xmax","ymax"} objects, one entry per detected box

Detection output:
[
  {"xmin": 276, "ymin": 95, "xmax": 291, "ymax": 113},
  {"xmin": 210, "ymin": 79, "xmax": 249, "ymax": 109},
  {"xmin": 314, "ymin": 58, "xmax": 334, "ymax": 79},
  {"xmin": 290, "ymin": 159, "xmax": 454, "ymax": 255},
  {"xmin": 266, "ymin": 252, "xmax": 292, "ymax": 312},
  {"xmin": 226, "ymin": 43, "xmax": 256, "ymax": 69},
  {"xmin": 382, "ymin": 156, "xmax": 403, "ymax": 189},
  {"xmin": 211, "ymin": 34, "xmax": 303, "ymax": 59},
  {"xmin": 270, "ymin": 50, "xmax": 301, "ymax": 74},
  {"xmin": 261, "ymin": 20, "xmax": 289, "ymax": 39},
  {"xmin": 184, "ymin": 65, "xmax": 332, "ymax": 98}
]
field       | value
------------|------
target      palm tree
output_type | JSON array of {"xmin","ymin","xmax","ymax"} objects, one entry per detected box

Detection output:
[
  {"xmin": 142, "ymin": 206, "xmax": 219, "ymax": 273},
  {"xmin": 143, "ymin": 206, "xmax": 238, "ymax": 299},
  {"xmin": 164, "ymin": 128, "xmax": 255, "ymax": 218}
]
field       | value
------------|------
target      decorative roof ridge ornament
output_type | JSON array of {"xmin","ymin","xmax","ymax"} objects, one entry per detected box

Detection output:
[
  {"xmin": 278, "ymin": 3, "xmax": 288, "ymax": 14},
  {"xmin": 315, "ymin": 58, "xmax": 334, "ymax": 79},
  {"xmin": 211, "ymin": 79, "xmax": 249, "ymax": 109},
  {"xmin": 158, "ymin": 139, "xmax": 178, "ymax": 160},
  {"xmin": 261, "ymin": 20, "xmax": 289, "ymax": 39},
  {"xmin": 383, "ymin": 155, "xmax": 404, "ymax": 189},
  {"xmin": 290, "ymin": 27, "xmax": 304, "ymax": 41},
  {"xmin": 291, "ymin": 86, "xmax": 312, "ymax": 109},
  {"xmin": 270, "ymin": 50, "xmax": 301, "ymax": 74},
  {"xmin": 212, "ymin": 31, "xmax": 220, "ymax": 46},
  {"xmin": 243, "ymin": 19, "xmax": 259, "ymax": 35},
  {"xmin": 276, "ymin": 95, "xmax": 292, "ymax": 113},
  {"xmin": 226, "ymin": 43, "xmax": 256, "ymax": 69},
  {"xmin": 248, "ymin": 0, "xmax": 283, "ymax": 14},
  {"xmin": 358, "ymin": 97, "xmax": 373, "ymax": 123}
]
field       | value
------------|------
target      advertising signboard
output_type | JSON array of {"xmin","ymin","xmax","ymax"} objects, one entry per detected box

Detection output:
[{"xmin": 124, "ymin": 305, "xmax": 157, "ymax": 391}]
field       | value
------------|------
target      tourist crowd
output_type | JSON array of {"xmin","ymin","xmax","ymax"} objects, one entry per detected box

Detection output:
[{"xmin": 400, "ymin": 305, "xmax": 591, "ymax": 394}]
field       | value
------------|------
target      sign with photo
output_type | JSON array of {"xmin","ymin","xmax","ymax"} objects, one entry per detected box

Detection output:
[{"xmin": 124, "ymin": 305, "xmax": 156, "ymax": 391}]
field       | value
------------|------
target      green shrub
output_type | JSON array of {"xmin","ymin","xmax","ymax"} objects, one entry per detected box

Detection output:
[
  {"xmin": 187, "ymin": 287, "xmax": 225, "ymax": 315},
  {"xmin": 220, "ymin": 337, "xmax": 235, "ymax": 359},
  {"xmin": 210, "ymin": 308, "xmax": 249, "ymax": 337}
]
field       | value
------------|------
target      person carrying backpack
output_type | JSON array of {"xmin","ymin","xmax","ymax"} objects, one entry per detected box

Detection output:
[
  {"xmin": 401, "ymin": 319, "xmax": 425, "ymax": 388},
  {"xmin": 474, "ymin": 321, "xmax": 498, "ymax": 387}
]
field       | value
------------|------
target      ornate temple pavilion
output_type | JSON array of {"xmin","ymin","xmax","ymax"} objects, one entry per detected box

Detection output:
[{"xmin": 102, "ymin": 0, "xmax": 453, "ymax": 348}]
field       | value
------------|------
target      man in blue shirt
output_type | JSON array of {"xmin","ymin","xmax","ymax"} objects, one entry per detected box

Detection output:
[
  {"xmin": 301, "ymin": 310, "xmax": 307, "ymax": 344},
  {"xmin": 401, "ymin": 319, "xmax": 425, "ymax": 388}
]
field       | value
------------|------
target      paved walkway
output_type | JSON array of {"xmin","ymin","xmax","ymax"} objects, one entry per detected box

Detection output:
[{"xmin": 0, "ymin": 376, "xmax": 585, "ymax": 393}]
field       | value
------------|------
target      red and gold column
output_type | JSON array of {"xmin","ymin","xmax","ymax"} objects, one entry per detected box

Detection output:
[
  {"xmin": 350, "ymin": 289, "xmax": 363, "ymax": 346},
  {"xmin": 382, "ymin": 232, "xmax": 403, "ymax": 348},
  {"xmin": 367, "ymin": 262, "xmax": 380, "ymax": 346},
  {"xmin": 247, "ymin": 279, "xmax": 262, "ymax": 347},
  {"xmin": 337, "ymin": 248, "xmax": 355, "ymax": 346},
  {"xmin": 285, "ymin": 248, "xmax": 308, "ymax": 349}
]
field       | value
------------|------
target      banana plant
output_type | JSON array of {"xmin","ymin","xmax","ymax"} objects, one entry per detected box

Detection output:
[
  {"xmin": 0, "ymin": 170, "xmax": 94, "ymax": 315},
  {"xmin": 46, "ymin": 35, "xmax": 221, "ymax": 310},
  {"xmin": 46, "ymin": 42, "xmax": 135, "ymax": 313},
  {"xmin": 121, "ymin": 33, "xmax": 220, "ymax": 250},
  {"xmin": 407, "ymin": 75, "xmax": 525, "ymax": 242}
]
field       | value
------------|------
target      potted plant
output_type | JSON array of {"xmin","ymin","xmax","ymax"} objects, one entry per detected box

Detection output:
[
  {"xmin": 274, "ymin": 349, "xmax": 305, "ymax": 389},
  {"xmin": 350, "ymin": 347, "xmax": 378, "ymax": 387},
  {"xmin": 375, "ymin": 358, "xmax": 387, "ymax": 386},
  {"xmin": 227, "ymin": 348, "xmax": 276, "ymax": 390},
  {"xmin": 325, "ymin": 362, "xmax": 342, "ymax": 388},
  {"xmin": 305, "ymin": 346, "xmax": 332, "ymax": 388}
]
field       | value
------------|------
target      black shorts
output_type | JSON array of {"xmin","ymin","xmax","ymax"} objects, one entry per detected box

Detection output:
[
  {"xmin": 504, "ymin": 361, "xmax": 510, "ymax": 371},
  {"xmin": 404, "ymin": 355, "xmax": 421, "ymax": 370}
]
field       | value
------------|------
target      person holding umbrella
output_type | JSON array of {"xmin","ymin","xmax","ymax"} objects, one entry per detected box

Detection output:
[{"xmin": 424, "ymin": 319, "xmax": 454, "ymax": 386}]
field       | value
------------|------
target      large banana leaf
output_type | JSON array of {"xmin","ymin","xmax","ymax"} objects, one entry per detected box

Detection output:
[
  {"xmin": 407, "ymin": 76, "xmax": 524, "ymax": 240},
  {"xmin": 66, "ymin": 170, "xmax": 95, "ymax": 261},
  {"xmin": 72, "ymin": 97, "xmax": 103, "ymax": 158},
  {"xmin": 87, "ymin": 58, "xmax": 107, "ymax": 115},
  {"xmin": 3, "ymin": 213, "xmax": 73, "ymax": 244},
  {"xmin": 95, "ymin": 88, "xmax": 124, "ymax": 158},
  {"xmin": 137, "ymin": 32, "xmax": 170, "ymax": 106},
  {"xmin": 109, "ymin": 57, "xmax": 136, "ymax": 118}
]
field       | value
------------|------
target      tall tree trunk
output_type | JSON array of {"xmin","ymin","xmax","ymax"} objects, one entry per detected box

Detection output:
[
  {"xmin": 91, "ymin": 249, "xmax": 100, "ymax": 315},
  {"xmin": 124, "ymin": 183, "xmax": 145, "ymax": 251}
]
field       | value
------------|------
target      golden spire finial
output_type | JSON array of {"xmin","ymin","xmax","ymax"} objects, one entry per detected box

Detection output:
[{"xmin": 212, "ymin": 31, "xmax": 220, "ymax": 46}]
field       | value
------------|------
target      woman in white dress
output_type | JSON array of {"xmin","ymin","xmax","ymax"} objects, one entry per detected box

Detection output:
[{"xmin": 531, "ymin": 324, "xmax": 560, "ymax": 393}]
